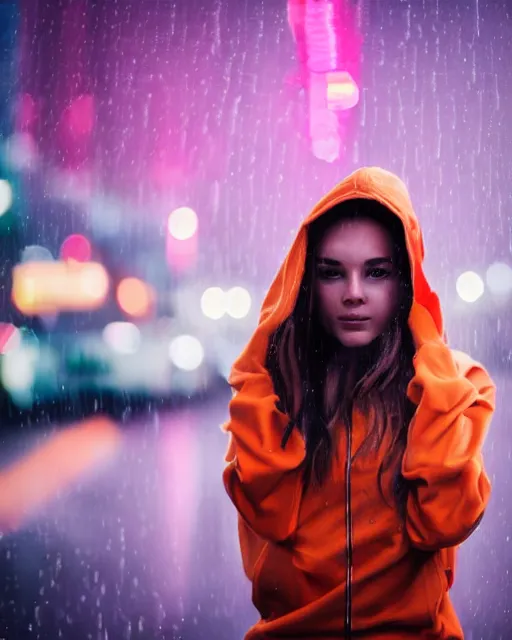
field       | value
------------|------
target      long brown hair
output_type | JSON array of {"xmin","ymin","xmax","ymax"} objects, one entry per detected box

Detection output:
[{"xmin": 265, "ymin": 199, "xmax": 417, "ymax": 507}]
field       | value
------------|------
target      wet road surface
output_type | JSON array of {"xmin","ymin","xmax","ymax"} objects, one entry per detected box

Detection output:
[{"xmin": 0, "ymin": 378, "xmax": 510, "ymax": 639}]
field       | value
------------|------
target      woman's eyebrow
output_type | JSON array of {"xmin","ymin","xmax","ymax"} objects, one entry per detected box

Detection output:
[
  {"xmin": 316, "ymin": 256, "xmax": 393, "ymax": 266},
  {"xmin": 365, "ymin": 257, "xmax": 393, "ymax": 266},
  {"xmin": 316, "ymin": 257, "xmax": 341, "ymax": 266}
]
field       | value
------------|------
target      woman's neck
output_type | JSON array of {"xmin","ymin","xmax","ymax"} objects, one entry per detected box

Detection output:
[{"xmin": 328, "ymin": 339, "xmax": 380, "ymax": 398}]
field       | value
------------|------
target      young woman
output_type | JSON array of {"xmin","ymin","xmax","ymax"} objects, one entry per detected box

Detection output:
[{"xmin": 222, "ymin": 166, "xmax": 495, "ymax": 639}]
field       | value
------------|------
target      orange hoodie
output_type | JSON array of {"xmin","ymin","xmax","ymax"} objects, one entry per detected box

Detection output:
[{"xmin": 222, "ymin": 167, "xmax": 496, "ymax": 639}]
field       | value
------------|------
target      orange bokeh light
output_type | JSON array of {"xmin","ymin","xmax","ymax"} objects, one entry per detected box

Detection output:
[
  {"xmin": 116, "ymin": 277, "xmax": 155, "ymax": 318},
  {"xmin": 12, "ymin": 261, "xmax": 109, "ymax": 315}
]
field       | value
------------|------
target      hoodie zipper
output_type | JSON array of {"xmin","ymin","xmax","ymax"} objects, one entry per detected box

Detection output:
[{"xmin": 344, "ymin": 419, "xmax": 353, "ymax": 638}]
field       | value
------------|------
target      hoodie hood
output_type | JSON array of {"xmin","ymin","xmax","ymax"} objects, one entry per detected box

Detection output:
[{"xmin": 230, "ymin": 166, "xmax": 443, "ymax": 388}]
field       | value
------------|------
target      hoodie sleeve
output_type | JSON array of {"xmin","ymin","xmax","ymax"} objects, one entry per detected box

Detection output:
[
  {"xmin": 222, "ymin": 372, "xmax": 306, "ymax": 542},
  {"xmin": 402, "ymin": 343, "xmax": 495, "ymax": 551}
]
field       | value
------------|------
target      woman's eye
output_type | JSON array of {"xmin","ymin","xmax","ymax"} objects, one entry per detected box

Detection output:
[
  {"xmin": 318, "ymin": 268, "xmax": 342, "ymax": 280},
  {"xmin": 368, "ymin": 267, "xmax": 391, "ymax": 279}
]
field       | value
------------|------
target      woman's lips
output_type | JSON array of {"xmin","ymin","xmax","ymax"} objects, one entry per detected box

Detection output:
[{"xmin": 337, "ymin": 317, "xmax": 370, "ymax": 330}]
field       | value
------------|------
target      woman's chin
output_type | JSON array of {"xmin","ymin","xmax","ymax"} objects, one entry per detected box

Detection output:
[{"xmin": 337, "ymin": 330, "xmax": 375, "ymax": 349}]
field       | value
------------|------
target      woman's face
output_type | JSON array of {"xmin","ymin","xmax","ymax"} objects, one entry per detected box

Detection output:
[{"xmin": 314, "ymin": 216, "xmax": 403, "ymax": 348}]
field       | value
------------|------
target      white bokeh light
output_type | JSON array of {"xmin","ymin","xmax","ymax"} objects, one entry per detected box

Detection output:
[
  {"xmin": 167, "ymin": 206, "xmax": 198, "ymax": 240},
  {"xmin": 201, "ymin": 287, "xmax": 226, "ymax": 320},
  {"xmin": 0, "ymin": 179, "xmax": 13, "ymax": 217},
  {"xmin": 103, "ymin": 322, "xmax": 141, "ymax": 355},
  {"xmin": 226, "ymin": 286, "xmax": 252, "ymax": 319},
  {"xmin": 21, "ymin": 245, "xmax": 54, "ymax": 263},
  {"xmin": 486, "ymin": 262, "xmax": 512, "ymax": 297},
  {"xmin": 456, "ymin": 271, "xmax": 484, "ymax": 303},
  {"xmin": 168, "ymin": 335, "xmax": 204, "ymax": 371},
  {"xmin": 1, "ymin": 346, "xmax": 37, "ymax": 393}
]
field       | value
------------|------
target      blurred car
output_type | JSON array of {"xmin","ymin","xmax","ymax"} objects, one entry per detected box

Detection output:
[{"xmin": 0, "ymin": 316, "xmax": 221, "ymax": 412}]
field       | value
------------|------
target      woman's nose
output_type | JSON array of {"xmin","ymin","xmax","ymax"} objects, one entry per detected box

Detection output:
[{"xmin": 343, "ymin": 274, "xmax": 365, "ymax": 304}]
